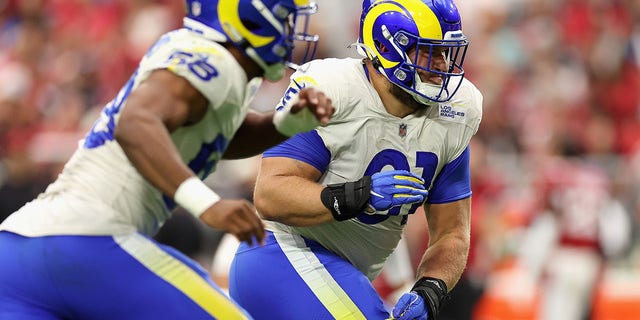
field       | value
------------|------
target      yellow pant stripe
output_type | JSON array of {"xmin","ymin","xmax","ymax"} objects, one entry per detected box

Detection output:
[{"xmin": 114, "ymin": 234, "xmax": 248, "ymax": 320}]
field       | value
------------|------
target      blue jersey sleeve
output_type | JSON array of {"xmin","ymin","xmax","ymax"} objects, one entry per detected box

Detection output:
[
  {"xmin": 427, "ymin": 146, "xmax": 472, "ymax": 204},
  {"xmin": 262, "ymin": 130, "xmax": 331, "ymax": 173}
]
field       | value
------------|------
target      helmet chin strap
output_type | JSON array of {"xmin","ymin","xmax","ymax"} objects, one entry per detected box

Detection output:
[
  {"xmin": 410, "ymin": 74, "xmax": 464, "ymax": 105},
  {"xmin": 350, "ymin": 42, "xmax": 374, "ymax": 59},
  {"xmin": 349, "ymin": 42, "xmax": 389, "ymax": 75},
  {"xmin": 412, "ymin": 74, "xmax": 449, "ymax": 104},
  {"xmin": 406, "ymin": 81, "xmax": 443, "ymax": 106}
]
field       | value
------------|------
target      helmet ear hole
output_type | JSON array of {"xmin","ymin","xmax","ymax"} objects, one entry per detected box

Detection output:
[
  {"xmin": 376, "ymin": 41, "xmax": 389, "ymax": 53},
  {"xmin": 241, "ymin": 19, "xmax": 261, "ymax": 31}
]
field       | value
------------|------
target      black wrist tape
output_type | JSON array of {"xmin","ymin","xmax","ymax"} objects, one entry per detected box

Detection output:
[
  {"xmin": 320, "ymin": 176, "xmax": 371, "ymax": 221},
  {"xmin": 411, "ymin": 277, "xmax": 450, "ymax": 320}
]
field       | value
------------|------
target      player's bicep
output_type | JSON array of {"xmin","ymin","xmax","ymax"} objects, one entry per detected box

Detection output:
[
  {"xmin": 255, "ymin": 130, "xmax": 330, "ymax": 212},
  {"xmin": 254, "ymin": 156, "xmax": 323, "ymax": 220},
  {"xmin": 121, "ymin": 69, "xmax": 208, "ymax": 132},
  {"xmin": 262, "ymin": 130, "xmax": 331, "ymax": 173},
  {"xmin": 259, "ymin": 156, "xmax": 323, "ymax": 182}
]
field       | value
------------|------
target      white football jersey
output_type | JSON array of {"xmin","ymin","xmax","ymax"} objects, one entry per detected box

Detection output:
[
  {"xmin": 0, "ymin": 29, "xmax": 262, "ymax": 237},
  {"xmin": 267, "ymin": 58, "xmax": 482, "ymax": 280}
]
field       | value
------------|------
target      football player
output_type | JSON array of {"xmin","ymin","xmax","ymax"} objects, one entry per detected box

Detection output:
[
  {"xmin": 229, "ymin": 0, "xmax": 483, "ymax": 319},
  {"xmin": 0, "ymin": 1, "xmax": 333, "ymax": 319}
]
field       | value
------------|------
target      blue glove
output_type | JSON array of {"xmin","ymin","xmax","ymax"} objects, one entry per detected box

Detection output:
[
  {"xmin": 366, "ymin": 170, "xmax": 428, "ymax": 213},
  {"xmin": 392, "ymin": 292, "xmax": 428, "ymax": 320}
]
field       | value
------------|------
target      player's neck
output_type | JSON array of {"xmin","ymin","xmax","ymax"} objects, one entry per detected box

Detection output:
[
  {"xmin": 226, "ymin": 44, "xmax": 264, "ymax": 80},
  {"xmin": 365, "ymin": 61, "xmax": 418, "ymax": 118}
]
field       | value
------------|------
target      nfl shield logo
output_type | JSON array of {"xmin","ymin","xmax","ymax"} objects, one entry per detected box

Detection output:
[{"xmin": 399, "ymin": 123, "xmax": 407, "ymax": 137}]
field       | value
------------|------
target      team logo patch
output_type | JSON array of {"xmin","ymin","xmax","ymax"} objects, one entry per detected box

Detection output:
[
  {"xmin": 439, "ymin": 104, "xmax": 466, "ymax": 123},
  {"xmin": 399, "ymin": 123, "xmax": 407, "ymax": 137}
]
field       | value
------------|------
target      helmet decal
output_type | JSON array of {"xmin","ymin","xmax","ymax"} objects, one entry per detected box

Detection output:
[
  {"xmin": 184, "ymin": 0, "xmax": 318, "ymax": 81},
  {"xmin": 361, "ymin": 2, "xmax": 405, "ymax": 67},
  {"xmin": 218, "ymin": 0, "xmax": 274, "ymax": 47}
]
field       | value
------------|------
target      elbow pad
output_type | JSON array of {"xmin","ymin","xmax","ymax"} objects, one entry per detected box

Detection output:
[{"xmin": 320, "ymin": 176, "xmax": 371, "ymax": 221}]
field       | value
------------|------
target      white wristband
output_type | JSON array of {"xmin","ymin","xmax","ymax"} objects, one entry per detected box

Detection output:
[{"xmin": 174, "ymin": 177, "xmax": 221, "ymax": 218}]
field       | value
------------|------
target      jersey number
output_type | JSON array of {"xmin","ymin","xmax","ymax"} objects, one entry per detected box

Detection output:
[{"xmin": 168, "ymin": 51, "xmax": 218, "ymax": 81}]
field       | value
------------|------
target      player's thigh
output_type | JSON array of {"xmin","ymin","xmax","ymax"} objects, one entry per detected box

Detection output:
[
  {"xmin": 230, "ymin": 231, "xmax": 388, "ymax": 320},
  {"xmin": 0, "ymin": 231, "xmax": 252, "ymax": 320},
  {"xmin": 0, "ymin": 231, "xmax": 66, "ymax": 320},
  {"xmin": 49, "ymin": 232, "xmax": 250, "ymax": 320}
]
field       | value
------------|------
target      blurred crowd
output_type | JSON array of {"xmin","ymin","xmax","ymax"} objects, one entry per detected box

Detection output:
[{"xmin": 1, "ymin": 0, "xmax": 639, "ymax": 319}]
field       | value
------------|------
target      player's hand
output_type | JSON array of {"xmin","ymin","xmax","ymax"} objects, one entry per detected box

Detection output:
[
  {"xmin": 391, "ymin": 292, "xmax": 428, "ymax": 320},
  {"xmin": 291, "ymin": 87, "xmax": 335, "ymax": 125},
  {"xmin": 199, "ymin": 199, "xmax": 265, "ymax": 246},
  {"xmin": 273, "ymin": 87, "xmax": 335, "ymax": 136},
  {"xmin": 366, "ymin": 170, "xmax": 428, "ymax": 213}
]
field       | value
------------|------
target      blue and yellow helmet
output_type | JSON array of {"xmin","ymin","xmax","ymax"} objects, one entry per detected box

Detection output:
[
  {"xmin": 358, "ymin": 0, "xmax": 468, "ymax": 104},
  {"xmin": 184, "ymin": 0, "xmax": 319, "ymax": 81}
]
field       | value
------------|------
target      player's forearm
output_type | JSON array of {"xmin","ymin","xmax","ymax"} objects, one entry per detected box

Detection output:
[
  {"xmin": 254, "ymin": 175, "xmax": 334, "ymax": 226},
  {"xmin": 115, "ymin": 108, "xmax": 193, "ymax": 198},
  {"xmin": 416, "ymin": 231, "xmax": 470, "ymax": 292},
  {"xmin": 223, "ymin": 111, "xmax": 287, "ymax": 159}
]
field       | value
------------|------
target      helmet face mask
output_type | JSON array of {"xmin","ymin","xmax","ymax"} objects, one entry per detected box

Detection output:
[
  {"xmin": 402, "ymin": 31, "xmax": 468, "ymax": 104},
  {"xmin": 184, "ymin": 0, "xmax": 319, "ymax": 81},
  {"xmin": 359, "ymin": 0, "xmax": 468, "ymax": 104}
]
